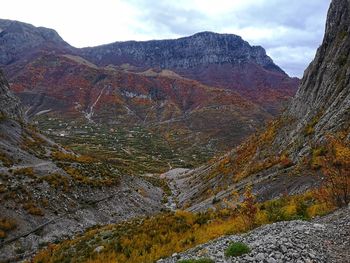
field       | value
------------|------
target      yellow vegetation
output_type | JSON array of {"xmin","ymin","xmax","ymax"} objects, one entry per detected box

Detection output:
[
  {"xmin": 23, "ymin": 202, "xmax": 44, "ymax": 216},
  {"xmin": 0, "ymin": 217, "xmax": 17, "ymax": 239},
  {"xmin": 32, "ymin": 189, "xmax": 333, "ymax": 263}
]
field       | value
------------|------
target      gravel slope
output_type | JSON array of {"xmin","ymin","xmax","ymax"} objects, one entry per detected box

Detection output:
[{"xmin": 159, "ymin": 207, "xmax": 350, "ymax": 263}]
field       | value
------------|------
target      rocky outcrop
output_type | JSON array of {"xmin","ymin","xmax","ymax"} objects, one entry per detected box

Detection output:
[
  {"xmin": 281, "ymin": 0, "xmax": 350, "ymax": 147},
  {"xmin": 161, "ymin": 208, "xmax": 350, "ymax": 263},
  {"xmin": 82, "ymin": 31, "xmax": 284, "ymax": 74},
  {"xmin": 0, "ymin": 70, "xmax": 23, "ymax": 120}
]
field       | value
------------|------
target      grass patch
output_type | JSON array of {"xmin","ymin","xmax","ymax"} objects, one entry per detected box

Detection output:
[{"xmin": 225, "ymin": 242, "xmax": 250, "ymax": 257}]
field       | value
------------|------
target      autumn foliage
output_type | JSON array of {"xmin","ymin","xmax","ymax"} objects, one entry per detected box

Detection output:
[
  {"xmin": 32, "ymin": 189, "xmax": 331, "ymax": 263},
  {"xmin": 318, "ymin": 135, "xmax": 350, "ymax": 207}
]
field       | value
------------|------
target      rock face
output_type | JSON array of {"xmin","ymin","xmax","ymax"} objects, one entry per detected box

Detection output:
[
  {"xmin": 284, "ymin": 0, "xmax": 350, "ymax": 144},
  {"xmin": 0, "ymin": 20, "xmax": 298, "ymax": 164},
  {"xmin": 0, "ymin": 19, "xmax": 72, "ymax": 65},
  {"xmin": 0, "ymin": 70, "xmax": 23, "ymax": 120},
  {"xmin": 160, "ymin": 208, "xmax": 350, "ymax": 263},
  {"xmin": 82, "ymin": 31, "xmax": 284, "ymax": 73}
]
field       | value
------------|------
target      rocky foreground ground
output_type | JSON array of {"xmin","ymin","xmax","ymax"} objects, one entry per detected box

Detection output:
[{"xmin": 160, "ymin": 207, "xmax": 350, "ymax": 263}]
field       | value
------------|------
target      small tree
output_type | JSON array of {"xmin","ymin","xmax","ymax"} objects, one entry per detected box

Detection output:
[
  {"xmin": 240, "ymin": 185, "xmax": 257, "ymax": 228},
  {"xmin": 321, "ymin": 136, "xmax": 350, "ymax": 207}
]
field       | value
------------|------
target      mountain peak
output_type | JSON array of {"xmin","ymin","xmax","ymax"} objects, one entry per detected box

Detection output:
[{"xmin": 0, "ymin": 19, "xmax": 72, "ymax": 65}]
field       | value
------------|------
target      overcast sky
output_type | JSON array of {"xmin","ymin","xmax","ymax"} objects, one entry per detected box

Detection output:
[{"xmin": 1, "ymin": 0, "xmax": 331, "ymax": 77}]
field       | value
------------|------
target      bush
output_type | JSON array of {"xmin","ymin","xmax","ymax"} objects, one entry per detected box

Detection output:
[
  {"xmin": 225, "ymin": 242, "xmax": 250, "ymax": 257},
  {"xmin": 23, "ymin": 202, "xmax": 44, "ymax": 216},
  {"xmin": 178, "ymin": 259, "xmax": 214, "ymax": 263},
  {"xmin": 13, "ymin": 167, "xmax": 35, "ymax": 178},
  {"xmin": 0, "ymin": 218, "xmax": 17, "ymax": 239}
]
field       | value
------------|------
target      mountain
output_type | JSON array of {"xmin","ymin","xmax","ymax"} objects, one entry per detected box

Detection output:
[
  {"xmin": 167, "ymin": 0, "xmax": 350, "ymax": 211},
  {"xmin": 0, "ymin": 21, "xmax": 298, "ymax": 169},
  {"xmin": 7, "ymin": 51, "xmax": 271, "ymax": 171},
  {"xmin": 0, "ymin": 70, "xmax": 165, "ymax": 261},
  {"xmin": 81, "ymin": 31, "xmax": 299, "ymax": 113},
  {"xmin": 0, "ymin": 19, "xmax": 73, "ymax": 66}
]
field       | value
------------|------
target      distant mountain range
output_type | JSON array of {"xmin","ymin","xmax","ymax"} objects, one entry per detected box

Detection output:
[
  {"xmin": 0, "ymin": 20, "xmax": 299, "ymax": 114},
  {"xmin": 0, "ymin": 20, "xmax": 298, "ymax": 162}
]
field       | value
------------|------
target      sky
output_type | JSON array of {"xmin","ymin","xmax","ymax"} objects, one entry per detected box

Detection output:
[{"xmin": 0, "ymin": 0, "xmax": 331, "ymax": 77}]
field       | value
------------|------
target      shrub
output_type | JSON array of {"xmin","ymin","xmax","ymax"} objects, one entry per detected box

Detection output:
[
  {"xmin": 178, "ymin": 259, "xmax": 214, "ymax": 263},
  {"xmin": 225, "ymin": 242, "xmax": 250, "ymax": 257},
  {"xmin": 0, "ymin": 111, "xmax": 6, "ymax": 121},
  {"xmin": 13, "ymin": 167, "xmax": 35, "ymax": 178},
  {"xmin": 23, "ymin": 202, "xmax": 44, "ymax": 216},
  {"xmin": 0, "ymin": 218, "xmax": 17, "ymax": 231},
  {"xmin": 0, "ymin": 218, "xmax": 17, "ymax": 239},
  {"xmin": 320, "ymin": 136, "xmax": 350, "ymax": 207},
  {"xmin": 0, "ymin": 152, "xmax": 14, "ymax": 167}
]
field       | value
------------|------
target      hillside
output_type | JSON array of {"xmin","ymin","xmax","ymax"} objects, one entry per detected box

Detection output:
[
  {"xmin": 167, "ymin": 0, "xmax": 350, "ymax": 211},
  {"xmin": 0, "ymin": 70, "xmax": 166, "ymax": 262},
  {"xmin": 1, "ymin": 0, "xmax": 349, "ymax": 262},
  {"xmin": 162, "ymin": 208, "xmax": 350, "ymax": 263},
  {"xmin": 6, "ymin": 52, "xmax": 270, "ymax": 173},
  {"xmin": 0, "ymin": 20, "xmax": 298, "ymax": 171},
  {"xmin": 82, "ymin": 31, "xmax": 299, "ymax": 113}
]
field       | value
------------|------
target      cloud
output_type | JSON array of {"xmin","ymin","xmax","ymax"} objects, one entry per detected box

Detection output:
[{"xmin": 0, "ymin": 0, "xmax": 331, "ymax": 77}]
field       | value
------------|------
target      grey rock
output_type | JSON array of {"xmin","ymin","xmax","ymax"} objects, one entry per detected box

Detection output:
[
  {"xmin": 93, "ymin": 246, "xmax": 104, "ymax": 253},
  {"xmin": 82, "ymin": 31, "xmax": 285, "ymax": 74}
]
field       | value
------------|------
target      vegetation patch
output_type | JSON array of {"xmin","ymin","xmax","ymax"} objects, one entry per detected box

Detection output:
[
  {"xmin": 32, "ymin": 189, "xmax": 334, "ymax": 263},
  {"xmin": 0, "ymin": 151, "xmax": 14, "ymax": 167},
  {"xmin": 0, "ymin": 217, "xmax": 17, "ymax": 239},
  {"xmin": 225, "ymin": 242, "xmax": 250, "ymax": 257},
  {"xmin": 23, "ymin": 202, "xmax": 44, "ymax": 216}
]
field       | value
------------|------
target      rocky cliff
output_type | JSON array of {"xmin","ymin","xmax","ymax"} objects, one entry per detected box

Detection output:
[
  {"xmin": 284, "ymin": 0, "xmax": 350, "ymax": 145},
  {"xmin": 0, "ymin": 19, "xmax": 298, "ymax": 168},
  {"xmin": 82, "ymin": 31, "xmax": 284, "ymax": 73},
  {"xmin": 0, "ymin": 70, "xmax": 22, "ymax": 120}
]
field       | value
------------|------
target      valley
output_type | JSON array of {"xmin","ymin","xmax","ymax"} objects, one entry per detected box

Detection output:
[{"xmin": 0, "ymin": 0, "xmax": 349, "ymax": 262}]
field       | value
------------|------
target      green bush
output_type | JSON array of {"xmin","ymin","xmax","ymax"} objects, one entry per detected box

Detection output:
[
  {"xmin": 225, "ymin": 242, "xmax": 250, "ymax": 257},
  {"xmin": 177, "ymin": 259, "xmax": 214, "ymax": 263}
]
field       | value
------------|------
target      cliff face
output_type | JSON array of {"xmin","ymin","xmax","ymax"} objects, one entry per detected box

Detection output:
[
  {"xmin": 0, "ymin": 70, "xmax": 23, "ymax": 120},
  {"xmin": 286, "ymin": 0, "xmax": 350, "ymax": 141},
  {"xmin": 82, "ymin": 31, "xmax": 284, "ymax": 73}
]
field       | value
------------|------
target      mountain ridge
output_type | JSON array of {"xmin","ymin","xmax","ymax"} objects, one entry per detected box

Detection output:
[{"xmin": 0, "ymin": 19, "xmax": 299, "ymax": 114}]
